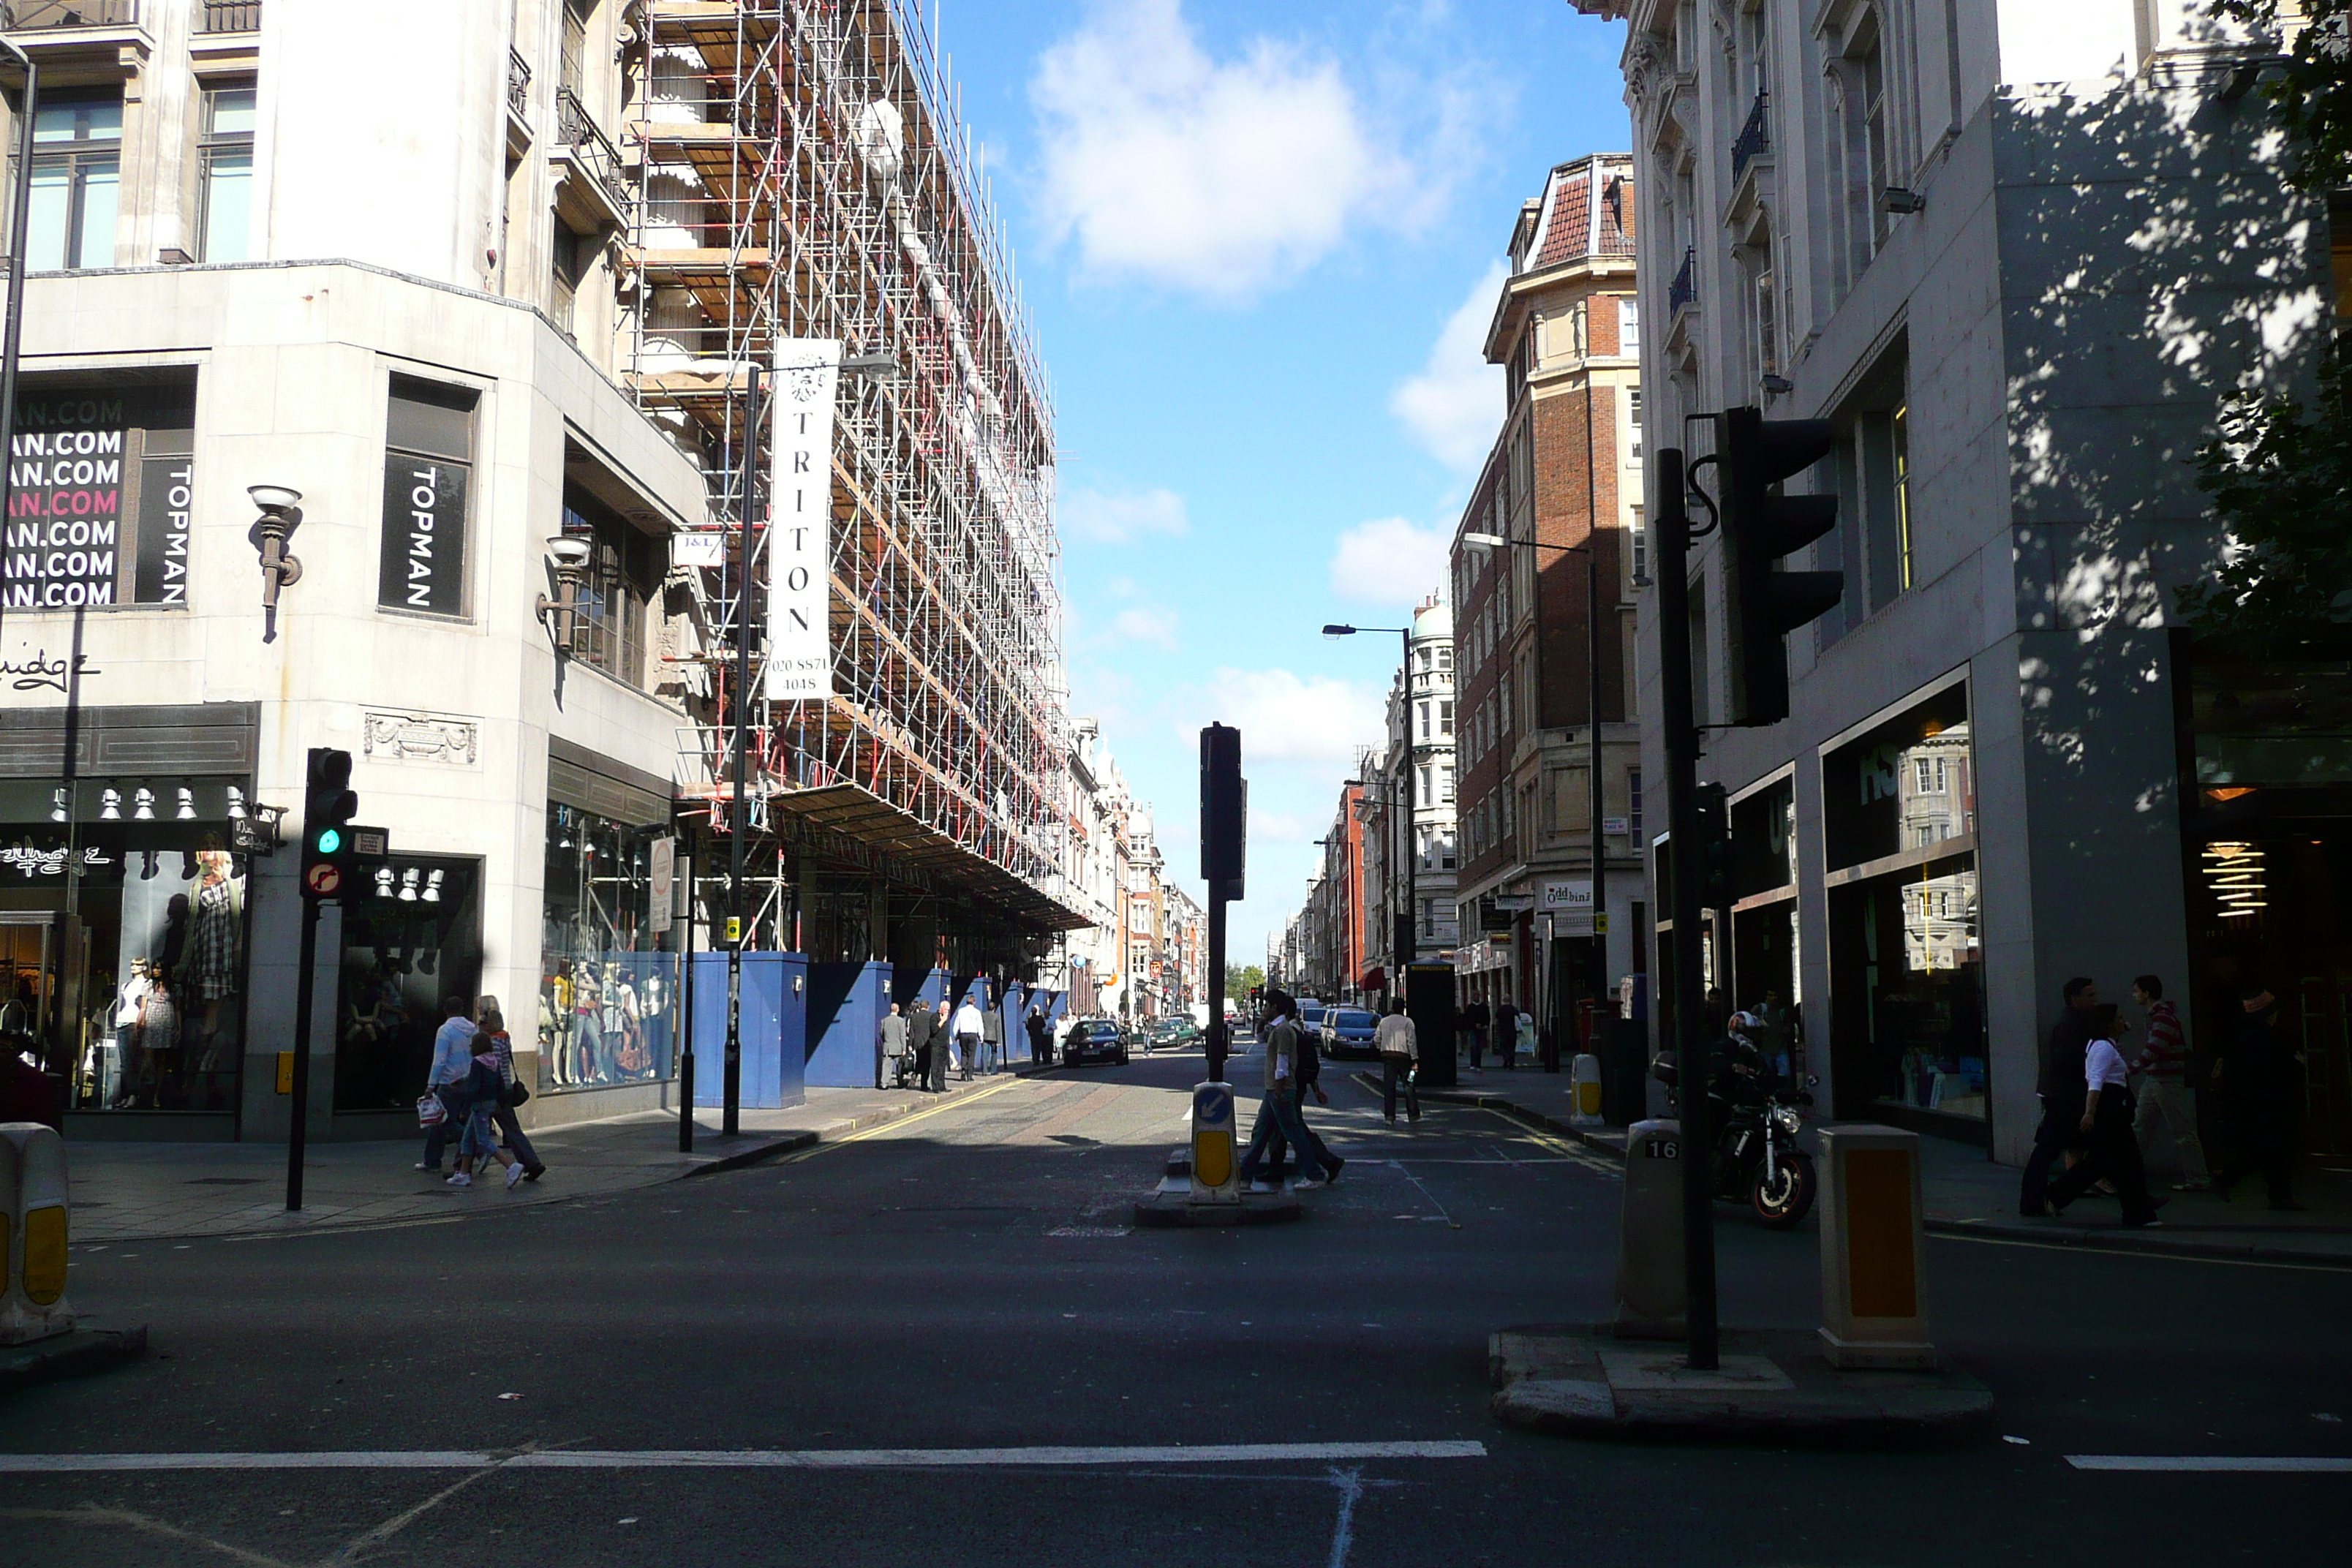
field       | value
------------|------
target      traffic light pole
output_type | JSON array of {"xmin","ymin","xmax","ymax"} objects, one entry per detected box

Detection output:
[
  {"xmin": 1206, "ymin": 892, "xmax": 1227, "ymax": 1083},
  {"xmin": 284, "ymin": 896, "xmax": 320, "ymax": 1211},
  {"xmin": 679, "ymin": 842, "xmax": 696, "ymax": 1154},
  {"xmin": 1651, "ymin": 446, "xmax": 1718, "ymax": 1371}
]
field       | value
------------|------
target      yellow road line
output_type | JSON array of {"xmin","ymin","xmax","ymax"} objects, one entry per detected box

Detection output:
[{"xmin": 780, "ymin": 1074, "xmax": 1032, "ymax": 1163}]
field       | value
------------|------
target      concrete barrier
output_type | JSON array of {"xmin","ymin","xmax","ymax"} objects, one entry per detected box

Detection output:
[{"xmin": 1, "ymin": 1122, "xmax": 74, "ymax": 1345}]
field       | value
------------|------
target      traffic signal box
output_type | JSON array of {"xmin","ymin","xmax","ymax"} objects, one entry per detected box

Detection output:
[
  {"xmin": 1692, "ymin": 783, "xmax": 1734, "ymax": 912},
  {"xmin": 298, "ymin": 748, "xmax": 387, "ymax": 902},
  {"xmin": 1200, "ymin": 723, "xmax": 1245, "ymax": 902},
  {"xmin": 1718, "ymin": 407, "xmax": 1844, "ymax": 727}
]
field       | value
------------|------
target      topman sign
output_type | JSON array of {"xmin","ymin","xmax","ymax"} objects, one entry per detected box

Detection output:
[{"xmin": 766, "ymin": 339, "xmax": 840, "ymax": 701}]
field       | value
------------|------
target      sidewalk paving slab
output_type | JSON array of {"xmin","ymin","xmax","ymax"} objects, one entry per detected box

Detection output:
[
  {"xmin": 1373, "ymin": 1067, "xmax": 2352, "ymax": 1268},
  {"xmin": 57, "ymin": 1066, "xmax": 1048, "ymax": 1245},
  {"xmin": 0, "ymin": 1327, "xmax": 148, "ymax": 1395}
]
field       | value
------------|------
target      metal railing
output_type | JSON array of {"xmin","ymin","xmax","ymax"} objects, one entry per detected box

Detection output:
[
  {"xmin": 507, "ymin": 47, "xmax": 531, "ymax": 120},
  {"xmin": 555, "ymin": 86, "xmax": 631, "ymax": 223},
  {"xmin": 197, "ymin": 0, "xmax": 258, "ymax": 31},
  {"xmin": 2, "ymin": 0, "xmax": 140, "ymax": 27},
  {"xmin": 1667, "ymin": 246, "xmax": 1697, "ymax": 317},
  {"xmin": 1732, "ymin": 90, "xmax": 1771, "ymax": 178}
]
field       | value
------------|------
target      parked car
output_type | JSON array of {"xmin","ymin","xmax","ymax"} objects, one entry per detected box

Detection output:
[
  {"xmin": 1319, "ymin": 1006, "xmax": 1379, "ymax": 1060},
  {"xmin": 1063, "ymin": 1019, "xmax": 1128, "ymax": 1067},
  {"xmin": 1296, "ymin": 1000, "xmax": 1329, "ymax": 1039}
]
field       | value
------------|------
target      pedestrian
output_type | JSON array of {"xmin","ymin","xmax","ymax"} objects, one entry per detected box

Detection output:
[
  {"xmin": 980, "ymin": 991, "xmax": 1004, "ymax": 1074},
  {"xmin": 925, "ymin": 1000, "xmax": 949, "ymax": 1091},
  {"xmin": 1237, "ymin": 990, "xmax": 1343, "ymax": 1191},
  {"xmin": 1376, "ymin": 996, "xmax": 1420, "ymax": 1125},
  {"xmin": 2211, "ymin": 987, "xmax": 2306, "ymax": 1211},
  {"xmin": 1492, "ymin": 999, "xmax": 1520, "ymax": 1071},
  {"xmin": 2129, "ymin": 973, "xmax": 2208, "ymax": 1191},
  {"xmin": 878, "ymin": 1001, "xmax": 908, "ymax": 1090},
  {"xmin": 476, "ymin": 1003, "xmax": 546, "ymax": 1183},
  {"xmin": 2045, "ymin": 1004, "xmax": 2161, "ymax": 1227},
  {"xmin": 950, "ymin": 993, "xmax": 982, "ymax": 1085},
  {"xmin": 448, "ymin": 1030, "xmax": 524, "ymax": 1191},
  {"xmin": 2021, "ymin": 976, "xmax": 2100, "ymax": 1217},
  {"xmin": 418, "ymin": 995, "xmax": 477, "ymax": 1174},
  {"xmin": 906, "ymin": 995, "xmax": 935, "ymax": 1090},
  {"xmin": 1463, "ymin": 997, "xmax": 1490, "ymax": 1071},
  {"xmin": 1027, "ymin": 1006, "xmax": 1052, "ymax": 1068}
]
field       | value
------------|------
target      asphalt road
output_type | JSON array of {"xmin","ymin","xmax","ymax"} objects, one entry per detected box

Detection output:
[{"xmin": 4, "ymin": 1044, "xmax": 2348, "ymax": 1566}]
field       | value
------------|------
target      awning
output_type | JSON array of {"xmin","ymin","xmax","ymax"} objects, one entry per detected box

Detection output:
[{"xmin": 1358, "ymin": 966, "xmax": 1387, "ymax": 991}]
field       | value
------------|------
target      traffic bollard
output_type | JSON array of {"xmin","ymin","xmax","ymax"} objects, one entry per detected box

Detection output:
[
  {"xmin": 1816, "ymin": 1124, "xmax": 1936, "ymax": 1370},
  {"xmin": 1611, "ymin": 1117, "xmax": 1686, "ymax": 1339},
  {"xmin": 1569, "ymin": 1053, "xmax": 1605, "ymax": 1125},
  {"xmin": 1189, "ymin": 1080, "xmax": 1239, "ymax": 1204},
  {"xmin": 1, "ymin": 1121, "xmax": 74, "ymax": 1345}
]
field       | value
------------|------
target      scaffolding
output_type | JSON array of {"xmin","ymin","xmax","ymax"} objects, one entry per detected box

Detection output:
[{"xmin": 621, "ymin": 0, "xmax": 1075, "ymax": 958}]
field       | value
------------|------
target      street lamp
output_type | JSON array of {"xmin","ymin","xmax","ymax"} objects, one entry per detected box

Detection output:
[
  {"xmin": 535, "ymin": 531, "xmax": 593, "ymax": 647},
  {"xmin": 1324, "ymin": 622, "xmax": 1416, "ymax": 1001},
  {"xmin": 248, "ymin": 485, "xmax": 306, "ymax": 614},
  {"xmin": 1462, "ymin": 529, "xmax": 1610, "ymax": 1072}
]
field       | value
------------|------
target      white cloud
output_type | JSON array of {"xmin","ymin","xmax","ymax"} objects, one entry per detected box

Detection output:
[
  {"xmin": 1329, "ymin": 516, "xmax": 1449, "ymax": 606},
  {"xmin": 1186, "ymin": 666, "xmax": 1387, "ymax": 764},
  {"xmin": 1389, "ymin": 260, "xmax": 1507, "ymax": 472},
  {"xmin": 1062, "ymin": 486, "xmax": 1191, "ymax": 544},
  {"xmin": 1030, "ymin": 0, "xmax": 1433, "ymax": 299},
  {"xmin": 1249, "ymin": 805, "xmax": 1312, "ymax": 844},
  {"xmin": 1109, "ymin": 604, "xmax": 1182, "ymax": 649}
]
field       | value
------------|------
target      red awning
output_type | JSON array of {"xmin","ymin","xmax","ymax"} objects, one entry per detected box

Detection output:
[{"xmin": 1359, "ymin": 966, "xmax": 1387, "ymax": 991}]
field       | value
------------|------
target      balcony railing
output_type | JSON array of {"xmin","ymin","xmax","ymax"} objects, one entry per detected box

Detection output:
[
  {"xmin": 1667, "ymin": 246, "xmax": 1697, "ymax": 317},
  {"xmin": 2, "ymin": 0, "xmax": 141, "ymax": 27},
  {"xmin": 1731, "ymin": 90, "xmax": 1771, "ymax": 179},
  {"xmin": 197, "ymin": 0, "xmax": 258, "ymax": 31},
  {"xmin": 555, "ymin": 86, "xmax": 631, "ymax": 224},
  {"xmin": 507, "ymin": 47, "xmax": 531, "ymax": 120}
]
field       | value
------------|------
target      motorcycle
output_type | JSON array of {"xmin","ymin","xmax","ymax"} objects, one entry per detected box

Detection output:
[{"xmin": 1648, "ymin": 1041, "xmax": 1818, "ymax": 1229}]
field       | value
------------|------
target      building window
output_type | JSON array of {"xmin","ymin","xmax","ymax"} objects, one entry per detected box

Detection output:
[
  {"xmin": 378, "ymin": 377, "xmax": 477, "ymax": 617},
  {"xmin": 540, "ymin": 804, "xmax": 677, "ymax": 1093},
  {"xmin": 26, "ymin": 93, "xmax": 121, "ymax": 271},
  {"xmin": 1754, "ymin": 256, "xmax": 1779, "ymax": 380},
  {"xmin": 1630, "ymin": 503, "xmax": 1648, "ymax": 586},
  {"xmin": 1627, "ymin": 386, "xmax": 1643, "ymax": 459},
  {"xmin": 552, "ymin": 222, "xmax": 592, "ymax": 334},
  {"xmin": 1893, "ymin": 402, "xmax": 1912, "ymax": 589},
  {"xmin": 1618, "ymin": 297, "xmax": 1640, "ymax": 355},
  {"xmin": 1441, "ymin": 764, "xmax": 1455, "ymax": 804},
  {"xmin": 198, "ymin": 85, "xmax": 256, "ymax": 263},
  {"xmin": 1861, "ymin": 29, "xmax": 1891, "ymax": 254},
  {"xmin": 561, "ymin": 487, "xmax": 660, "ymax": 687},
  {"xmin": 1418, "ymin": 701, "xmax": 1431, "ymax": 740},
  {"xmin": 1441, "ymin": 699, "xmax": 1455, "ymax": 736},
  {"xmin": 1629, "ymin": 767, "xmax": 1643, "ymax": 841}
]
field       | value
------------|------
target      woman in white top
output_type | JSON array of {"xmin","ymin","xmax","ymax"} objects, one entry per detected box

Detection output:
[{"xmin": 2046, "ymin": 1003, "xmax": 2161, "ymax": 1226}]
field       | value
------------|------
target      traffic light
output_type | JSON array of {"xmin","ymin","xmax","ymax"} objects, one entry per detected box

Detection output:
[
  {"xmin": 1200, "ymin": 723, "xmax": 1245, "ymax": 901},
  {"xmin": 301, "ymin": 747, "xmax": 358, "ymax": 901},
  {"xmin": 1692, "ymin": 783, "xmax": 1734, "ymax": 911},
  {"xmin": 1719, "ymin": 406, "xmax": 1843, "ymax": 726}
]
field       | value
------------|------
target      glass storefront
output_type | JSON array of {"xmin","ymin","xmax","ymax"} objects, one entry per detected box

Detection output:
[
  {"xmin": 1822, "ymin": 678, "xmax": 1987, "ymax": 1123},
  {"xmin": 332, "ymin": 855, "xmax": 484, "ymax": 1111},
  {"xmin": 0, "ymin": 775, "xmax": 252, "ymax": 1114},
  {"xmin": 539, "ymin": 803, "xmax": 677, "ymax": 1093}
]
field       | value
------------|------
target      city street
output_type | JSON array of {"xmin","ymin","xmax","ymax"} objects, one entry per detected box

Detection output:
[{"xmin": 5, "ymin": 1049, "xmax": 2348, "ymax": 1567}]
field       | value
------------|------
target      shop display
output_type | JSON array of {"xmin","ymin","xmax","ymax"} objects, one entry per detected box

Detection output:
[{"xmin": 540, "ymin": 804, "xmax": 677, "ymax": 1091}]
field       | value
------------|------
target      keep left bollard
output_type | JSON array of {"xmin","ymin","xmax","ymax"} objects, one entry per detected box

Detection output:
[
  {"xmin": 1189, "ymin": 1081, "xmax": 1239, "ymax": 1205},
  {"xmin": 1569, "ymin": 1053, "xmax": 1605, "ymax": 1125},
  {"xmin": 1816, "ymin": 1124, "xmax": 1935, "ymax": 1370},
  {"xmin": 1, "ymin": 1121, "xmax": 75, "ymax": 1345}
]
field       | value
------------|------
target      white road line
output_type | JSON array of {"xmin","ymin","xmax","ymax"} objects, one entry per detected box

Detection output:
[
  {"xmin": 0, "ymin": 1441, "xmax": 1488, "ymax": 1474},
  {"xmin": 2066, "ymin": 1455, "xmax": 2352, "ymax": 1472}
]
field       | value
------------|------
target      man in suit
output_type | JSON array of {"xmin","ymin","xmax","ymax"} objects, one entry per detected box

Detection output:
[
  {"xmin": 905, "ymin": 998, "xmax": 936, "ymax": 1092},
  {"xmin": 877, "ymin": 1002, "xmax": 908, "ymax": 1090},
  {"xmin": 2021, "ymin": 976, "xmax": 2100, "ymax": 1216},
  {"xmin": 1027, "ymin": 1006, "xmax": 1053, "ymax": 1067},
  {"xmin": 929, "ymin": 1000, "xmax": 954, "ymax": 1092}
]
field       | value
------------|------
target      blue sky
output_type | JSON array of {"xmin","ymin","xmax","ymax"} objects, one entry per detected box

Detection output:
[{"xmin": 936, "ymin": 0, "xmax": 1630, "ymax": 961}]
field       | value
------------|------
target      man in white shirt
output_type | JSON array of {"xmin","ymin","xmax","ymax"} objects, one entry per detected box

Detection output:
[
  {"xmin": 950, "ymin": 995, "xmax": 985, "ymax": 1084},
  {"xmin": 1375, "ymin": 998, "xmax": 1420, "ymax": 1126},
  {"xmin": 1237, "ymin": 990, "xmax": 1343, "ymax": 1191}
]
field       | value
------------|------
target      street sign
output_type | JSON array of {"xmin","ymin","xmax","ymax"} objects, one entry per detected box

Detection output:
[
  {"xmin": 725, "ymin": 916, "xmax": 742, "ymax": 944},
  {"xmin": 349, "ymin": 826, "xmax": 389, "ymax": 859},
  {"xmin": 231, "ymin": 817, "xmax": 275, "ymax": 854},
  {"xmin": 304, "ymin": 863, "xmax": 342, "ymax": 897}
]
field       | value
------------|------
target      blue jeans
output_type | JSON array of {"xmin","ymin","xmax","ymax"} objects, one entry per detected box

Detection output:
[{"xmin": 1239, "ymin": 1083, "xmax": 1335, "ymax": 1183}]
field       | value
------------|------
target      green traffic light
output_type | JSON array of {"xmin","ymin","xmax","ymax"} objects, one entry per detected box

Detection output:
[{"xmin": 317, "ymin": 827, "xmax": 343, "ymax": 855}]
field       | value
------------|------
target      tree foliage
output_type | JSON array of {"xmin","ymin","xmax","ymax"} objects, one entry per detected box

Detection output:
[
  {"xmin": 1223, "ymin": 963, "xmax": 1264, "ymax": 999},
  {"xmin": 2213, "ymin": 0, "xmax": 2352, "ymax": 192}
]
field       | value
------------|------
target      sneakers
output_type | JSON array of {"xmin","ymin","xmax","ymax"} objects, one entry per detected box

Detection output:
[
  {"xmin": 505, "ymin": 1161, "xmax": 525, "ymax": 1190},
  {"xmin": 445, "ymin": 1172, "xmax": 472, "ymax": 1188}
]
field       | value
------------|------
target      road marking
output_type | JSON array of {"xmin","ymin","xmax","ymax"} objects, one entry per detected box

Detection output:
[
  {"xmin": 0, "ymin": 1441, "xmax": 1488, "ymax": 1474},
  {"xmin": 781, "ymin": 1074, "xmax": 1030, "ymax": 1161},
  {"xmin": 1931, "ymin": 1230, "xmax": 2351, "ymax": 1273},
  {"xmin": 2065, "ymin": 1455, "xmax": 2352, "ymax": 1472}
]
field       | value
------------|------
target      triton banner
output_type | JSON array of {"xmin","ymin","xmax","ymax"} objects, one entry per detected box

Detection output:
[{"xmin": 766, "ymin": 339, "xmax": 841, "ymax": 701}]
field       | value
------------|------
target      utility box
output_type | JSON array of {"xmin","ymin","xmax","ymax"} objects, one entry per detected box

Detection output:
[
  {"xmin": 1569, "ymin": 1053, "xmax": 1605, "ymax": 1124},
  {"xmin": 1611, "ymin": 1117, "xmax": 1685, "ymax": 1340},
  {"xmin": 1817, "ymin": 1124, "xmax": 1937, "ymax": 1370},
  {"xmin": 0, "ymin": 1122, "xmax": 74, "ymax": 1345},
  {"xmin": 1189, "ymin": 1080, "xmax": 1239, "ymax": 1203}
]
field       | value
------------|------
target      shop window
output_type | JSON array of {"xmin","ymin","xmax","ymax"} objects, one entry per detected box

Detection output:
[
  {"xmin": 378, "ymin": 377, "xmax": 477, "ymax": 617},
  {"xmin": 540, "ymin": 804, "xmax": 677, "ymax": 1093},
  {"xmin": 7, "ymin": 371, "xmax": 198, "ymax": 609},
  {"xmin": 333, "ymin": 856, "xmax": 484, "ymax": 1112},
  {"xmin": 559, "ymin": 487, "xmax": 660, "ymax": 687},
  {"xmin": 26, "ymin": 92, "xmax": 120, "ymax": 272},
  {"xmin": 198, "ymin": 84, "xmax": 255, "ymax": 263}
]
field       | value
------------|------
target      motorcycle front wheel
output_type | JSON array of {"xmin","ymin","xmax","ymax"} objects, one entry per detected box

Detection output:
[{"xmin": 1752, "ymin": 1150, "xmax": 1816, "ymax": 1229}]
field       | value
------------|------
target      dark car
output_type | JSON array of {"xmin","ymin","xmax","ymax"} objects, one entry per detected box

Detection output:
[
  {"xmin": 1063, "ymin": 1019, "xmax": 1128, "ymax": 1067},
  {"xmin": 1320, "ymin": 1006, "xmax": 1380, "ymax": 1059}
]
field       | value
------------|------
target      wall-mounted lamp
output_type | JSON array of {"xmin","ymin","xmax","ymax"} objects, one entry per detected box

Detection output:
[
  {"xmin": 1880, "ymin": 187, "xmax": 1925, "ymax": 215},
  {"xmin": 248, "ymin": 484, "xmax": 304, "ymax": 611},
  {"xmin": 1760, "ymin": 374, "xmax": 1795, "ymax": 396},
  {"xmin": 841, "ymin": 349, "xmax": 900, "ymax": 380},
  {"xmin": 536, "ymin": 532, "xmax": 594, "ymax": 649}
]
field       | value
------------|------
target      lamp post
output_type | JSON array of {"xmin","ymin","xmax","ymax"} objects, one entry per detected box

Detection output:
[
  {"xmin": 1322, "ymin": 622, "xmax": 1414, "ymax": 1003},
  {"xmin": 1461, "ymin": 530, "xmax": 1610, "ymax": 1072}
]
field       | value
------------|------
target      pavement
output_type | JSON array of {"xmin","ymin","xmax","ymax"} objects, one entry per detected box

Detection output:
[
  {"xmin": 4, "ymin": 1049, "xmax": 2349, "ymax": 1566},
  {"xmin": 54, "ymin": 1067, "xmax": 1050, "ymax": 1244},
  {"xmin": 1376, "ymin": 1062, "xmax": 2352, "ymax": 1267}
]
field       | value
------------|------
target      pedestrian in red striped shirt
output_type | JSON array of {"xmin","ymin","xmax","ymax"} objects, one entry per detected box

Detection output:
[{"xmin": 2130, "ymin": 974, "xmax": 2209, "ymax": 1191}]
